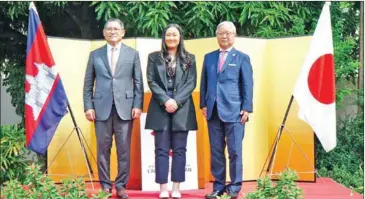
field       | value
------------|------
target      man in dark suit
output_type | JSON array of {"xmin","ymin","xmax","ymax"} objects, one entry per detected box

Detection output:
[
  {"xmin": 83, "ymin": 18, "xmax": 143, "ymax": 199},
  {"xmin": 200, "ymin": 21, "xmax": 253, "ymax": 199}
]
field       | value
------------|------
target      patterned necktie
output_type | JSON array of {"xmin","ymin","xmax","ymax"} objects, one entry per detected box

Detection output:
[
  {"xmin": 218, "ymin": 51, "xmax": 227, "ymax": 72},
  {"xmin": 111, "ymin": 47, "xmax": 117, "ymax": 75}
]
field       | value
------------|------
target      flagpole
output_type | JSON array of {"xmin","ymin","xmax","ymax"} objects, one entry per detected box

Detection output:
[
  {"xmin": 44, "ymin": 102, "xmax": 96, "ymax": 189},
  {"xmin": 260, "ymin": 95, "xmax": 294, "ymax": 177},
  {"xmin": 66, "ymin": 101, "xmax": 95, "ymax": 175}
]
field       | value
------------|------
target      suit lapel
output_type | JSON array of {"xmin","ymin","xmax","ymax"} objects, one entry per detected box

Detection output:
[
  {"xmin": 101, "ymin": 45, "xmax": 112, "ymax": 76},
  {"xmin": 156, "ymin": 56, "xmax": 168, "ymax": 91},
  {"xmin": 174, "ymin": 58, "xmax": 183, "ymax": 89},
  {"xmin": 220, "ymin": 48, "xmax": 237, "ymax": 74},
  {"xmin": 114, "ymin": 43, "xmax": 128, "ymax": 75},
  {"xmin": 211, "ymin": 50, "xmax": 219, "ymax": 77}
]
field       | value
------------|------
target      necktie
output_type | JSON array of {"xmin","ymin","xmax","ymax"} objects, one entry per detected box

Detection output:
[
  {"xmin": 218, "ymin": 51, "xmax": 227, "ymax": 72},
  {"xmin": 111, "ymin": 47, "xmax": 117, "ymax": 75}
]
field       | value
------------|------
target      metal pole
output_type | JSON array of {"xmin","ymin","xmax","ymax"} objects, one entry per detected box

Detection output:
[
  {"xmin": 260, "ymin": 95, "xmax": 294, "ymax": 177},
  {"xmin": 66, "ymin": 101, "xmax": 94, "ymax": 175}
]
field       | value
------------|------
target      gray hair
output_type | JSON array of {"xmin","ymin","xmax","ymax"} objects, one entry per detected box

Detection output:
[
  {"xmin": 216, "ymin": 21, "xmax": 236, "ymax": 35},
  {"xmin": 104, "ymin": 18, "xmax": 125, "ymax": 30}
]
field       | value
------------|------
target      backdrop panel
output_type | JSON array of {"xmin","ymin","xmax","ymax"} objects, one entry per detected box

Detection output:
[
  {"xmin": 135, "ymin": 38, "xmax": 161, "ymax": 92},
  {"xmin": 47, "ymin": 37, "xmax": 93, "ymax": 181},
  {"xmin": 47, "ymin": 35, "xmax": 316, "ymax": 188},
  {"xmin": 265, "ymin": 36, "xmax": 315, "ymax": 181}
]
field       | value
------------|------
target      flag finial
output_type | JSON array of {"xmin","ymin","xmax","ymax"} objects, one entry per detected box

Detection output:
[{"xmin": 29, "ymin": 2, "xmax": 38, "ymax": 15}]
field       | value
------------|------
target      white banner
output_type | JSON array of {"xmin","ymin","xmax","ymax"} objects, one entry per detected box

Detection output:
[{"xmin": 140, "ymin": 113, "xmax": 198, "ymax": 191}]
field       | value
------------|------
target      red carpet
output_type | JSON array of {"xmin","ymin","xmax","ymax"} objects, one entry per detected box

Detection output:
[{"xmin": 86, "ymin": 178, "xmax": 363, "ymax": 199}]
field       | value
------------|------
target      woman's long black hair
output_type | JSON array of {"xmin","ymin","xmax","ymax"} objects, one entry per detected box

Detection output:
[{"xmin": 161, "ymin": 24, "xmax": 192, "ymax": 69}]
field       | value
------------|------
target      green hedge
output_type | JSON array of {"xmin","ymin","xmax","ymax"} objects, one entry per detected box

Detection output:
[
  {"xmin": 0, "ymin": 125, "xmax": 28, "ymax": 185},
  {"xmin": 316, "ymin": 112, "xmax": 364, "ymax": 193}
]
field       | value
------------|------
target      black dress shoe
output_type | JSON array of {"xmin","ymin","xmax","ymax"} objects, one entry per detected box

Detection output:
[
  {"xmin": 117, "ymin": 189, "xmax": 128, "ymax": 199},
  {"xmin": 227, "ymin": 191, "xmax": 239, "ymax": 199},
  {"xmin": 205, "ymin": 190, "xmax": 225, "ymax": 199}
]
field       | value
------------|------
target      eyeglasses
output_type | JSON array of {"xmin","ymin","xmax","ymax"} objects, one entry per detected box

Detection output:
[
  {"xmin": 217, "ymin": 32, "xmax": 235, "ymax": 37},
  {"xmin": 105, "ymin": 27, "xmax": 123, "ymax": 32}
]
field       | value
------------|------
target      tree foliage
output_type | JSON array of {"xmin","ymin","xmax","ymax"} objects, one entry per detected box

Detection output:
[{"xmin": 1, "ymin": 2, "xmax": 361, "ymax": 122}]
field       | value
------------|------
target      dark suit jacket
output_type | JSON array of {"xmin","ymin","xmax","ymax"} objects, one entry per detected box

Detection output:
[
  {"xmin": 200, "ymin": 48, "xmax": 253, "ymax": 122},
  {"xmin": 83, "ymin": 43, "xmax": 144, "ymax": 121},
  {"xmin": 145, "ymin": 51, "xmax": 198, "ymax": 131}
]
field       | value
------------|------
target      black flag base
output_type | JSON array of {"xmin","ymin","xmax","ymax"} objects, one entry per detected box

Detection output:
[
  {"xmin": 259, "ymin": 95, "xmax": 323, "ymax": 182},
  {"xmin": 44, "ymin": 102, "xmax": 97, "ymax": 190}
]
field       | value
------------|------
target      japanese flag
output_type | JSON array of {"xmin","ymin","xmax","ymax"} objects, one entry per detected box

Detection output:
[{"xmin": 293, "ymin": 2, "xmax": 336, "ymax": 152}]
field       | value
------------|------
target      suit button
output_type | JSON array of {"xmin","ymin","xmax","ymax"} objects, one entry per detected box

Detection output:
[{"xmin": 174, "ymin": 89, "xmax": 177, "ymax": 92}]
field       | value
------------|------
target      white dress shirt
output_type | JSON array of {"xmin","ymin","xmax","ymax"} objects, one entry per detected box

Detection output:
[
  {"xmin": 219, "ymin": 46, "xmax": 233, "ymax": 60},
  {"xmin": 107, "ymin": 42, "xmax": 122, "ymax": 70}
]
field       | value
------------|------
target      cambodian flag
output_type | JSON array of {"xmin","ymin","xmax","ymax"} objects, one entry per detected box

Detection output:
[{"xmin": 25, "ymin": 2, "xmax": 68, "ymax": 154}]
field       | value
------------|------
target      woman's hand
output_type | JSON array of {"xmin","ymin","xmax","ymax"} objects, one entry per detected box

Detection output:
[{"xmin": 165, "ymin": 99, "xmax": 178, "ymax": 113}]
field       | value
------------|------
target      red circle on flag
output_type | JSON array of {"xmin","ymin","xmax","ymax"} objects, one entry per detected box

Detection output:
[{"xmin": 307, "ymin": 54, "xmax": 335, "ymax": 104}]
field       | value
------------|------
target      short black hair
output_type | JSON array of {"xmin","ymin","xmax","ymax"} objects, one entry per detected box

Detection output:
[{"xmin": 104, "ymin": 18, "xmax": 124, "ymax": 30}]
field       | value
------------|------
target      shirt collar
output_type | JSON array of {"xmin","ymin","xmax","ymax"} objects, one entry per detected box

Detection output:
[
  {"xmin": 219, "ymin": 46, "xmax": 233, "ymax": 53},
  {"xmin": 107, "ymin": 42, "xmax": 122, "ymax": 51}
]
